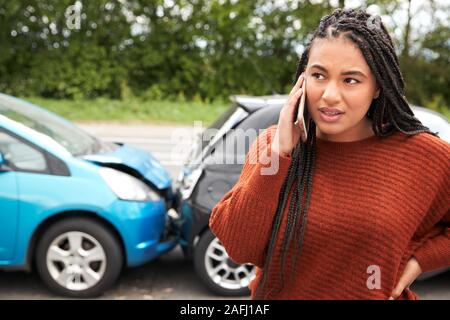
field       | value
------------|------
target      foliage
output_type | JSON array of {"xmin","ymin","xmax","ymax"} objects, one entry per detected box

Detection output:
[{"xmin": 0, "ymin": 0, "xmax": 448, "ymax": 114}]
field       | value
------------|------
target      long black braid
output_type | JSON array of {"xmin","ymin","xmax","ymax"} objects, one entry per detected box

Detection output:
[{"xmin": 254, "ymin": 8, "xmax": 439, "ymax": 299}]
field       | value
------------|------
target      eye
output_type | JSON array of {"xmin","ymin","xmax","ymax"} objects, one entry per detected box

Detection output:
[
  {"xmin": 344, "ymin": 78, "xmax": 360, "ymax": 85},
  {"xmin": 311, "ymin": 73, "xmax": 324, "ymax": 80}
]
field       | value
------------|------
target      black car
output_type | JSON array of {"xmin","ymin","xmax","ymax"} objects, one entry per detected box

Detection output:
[{"xmin": 174, "ymin": 95, "xmax": 450, "ymax": 296}]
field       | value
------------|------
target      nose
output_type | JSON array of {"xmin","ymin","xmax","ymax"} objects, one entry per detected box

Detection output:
[{"xmin": 322, "ymin": 81, "xmax": 341, "ymax": 105}]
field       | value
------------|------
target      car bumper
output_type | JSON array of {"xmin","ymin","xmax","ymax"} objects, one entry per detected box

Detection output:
[
  {"xmin": 106, "ymin": 199, "xmax": 178, "ymax": 267},
  {"xmin": 174, "ymin": 191, "xmax": 210, "ymax": 259}
]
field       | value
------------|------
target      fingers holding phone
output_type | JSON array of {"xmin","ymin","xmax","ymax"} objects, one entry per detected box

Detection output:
[
  {"xmin": 271, "ymin": 73, "xmax": 307, "ymax": 157},
  {"xmin": 294, "ymin": 77, "xmax": 308, "ymax": 142}
]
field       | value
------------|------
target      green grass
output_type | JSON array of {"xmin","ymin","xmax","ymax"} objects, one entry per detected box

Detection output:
[
  {"xmin": 23, "ymin": 97, "xmax": 230, "ymax": 126},
  {"xmin": 21, "ymin": 96, "xmax": 450, "ymax": 125}
]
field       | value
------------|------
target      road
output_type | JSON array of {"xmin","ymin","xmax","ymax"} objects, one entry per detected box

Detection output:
[{"xmin": 0, "ymin": 122, "xmax": 448, "ymax": 300}]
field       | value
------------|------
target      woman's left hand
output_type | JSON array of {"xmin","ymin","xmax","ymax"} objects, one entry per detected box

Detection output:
[{"xmin": 389, "ymin": 257, "xmax": 422, "ymax": 300}]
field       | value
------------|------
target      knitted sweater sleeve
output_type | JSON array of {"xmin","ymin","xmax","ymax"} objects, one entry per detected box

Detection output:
[
  {"xmin": 413, "ymin": 211, "xmax": 449, "ymax": 273},
  {"xmin": 412, "ymin": 137, "xmax": 450, "ymax": 273},
  {"xmin": 209, "ymin": 125, "xmax": 292, "ymax": 268}
]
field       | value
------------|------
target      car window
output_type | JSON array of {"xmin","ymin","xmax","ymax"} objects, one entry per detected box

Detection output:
[
  {"xmin": 206, "ymin": 105, "xmax": 281, "ymax": 167},
  {"xmin": 184, "ymin": 105, "xmax": 248, "ymax": 167},
  {"xmin": 225, "ymin": 105, "xmax": 280, "ymax": 155},
  {"xmin": 0, "ymin": 96, "xmax": 100, "ymax": 156},
  {"xmin": 0, "ymin": 131, "xmax": 47, "ymax": 172},
  {"xmin": 208, "ymin": 105, "xmax": 238, "ymax": 132}
]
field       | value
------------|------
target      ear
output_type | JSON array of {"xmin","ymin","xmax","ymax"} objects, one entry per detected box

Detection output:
[{"xmin": 374, "ymin": 85, "xmax": 380, "ymax": 99}]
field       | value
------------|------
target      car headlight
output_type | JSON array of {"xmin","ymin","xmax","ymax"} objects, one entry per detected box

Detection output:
[{"xmin": 99, "ymin": 167, "xmax": 160, "ymax": 202}]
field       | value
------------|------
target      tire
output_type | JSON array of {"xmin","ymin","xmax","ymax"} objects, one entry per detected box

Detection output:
[
  {"xmin": 194, "ymin": 229, "xmax": 255, "ymax": 296},
  {"xmin": 35, "ymin": 217, "xmax": 123, "ymax": 298}
]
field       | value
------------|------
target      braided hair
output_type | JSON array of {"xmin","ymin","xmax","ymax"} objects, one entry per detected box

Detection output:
[{"xmin": 254, "ymin": 8, "xmax": 438, "ymax": 299}]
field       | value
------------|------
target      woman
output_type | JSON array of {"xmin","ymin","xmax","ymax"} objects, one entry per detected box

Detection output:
[{"xmin": 209, "ymin": 8, "xmax": 449, "ymax": 300}]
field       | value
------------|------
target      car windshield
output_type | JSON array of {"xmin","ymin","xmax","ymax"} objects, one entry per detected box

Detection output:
[
  {"xmin": 0, "ymin": 96, "xmax": 99, "ymax": 156},
  {"xmin": 184, "ymin": 104, "xmax": 248, "ymax": 167},
  {"xmin": 201, "ymin": 105, "xmax": 238, "ymax": 149}
]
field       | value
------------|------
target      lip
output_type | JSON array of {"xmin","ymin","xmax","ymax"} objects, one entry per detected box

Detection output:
[
  {"xmin": 319, "ymin": 109, "xmax": 345, "ymax": 123},
  {"xmin": 319, "ymin": 107, "xmax": 344, "ymax": 113}
]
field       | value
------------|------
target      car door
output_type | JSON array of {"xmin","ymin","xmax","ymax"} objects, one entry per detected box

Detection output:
[
  {"xmin": 0, "ymin": 129, "xmax": 52, "ymax": 262},
  {"xmin": 0, "ymin": 131, "xmax": 20, "ymax": 261}
]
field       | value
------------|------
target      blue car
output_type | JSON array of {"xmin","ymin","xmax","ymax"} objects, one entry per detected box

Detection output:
[{"xmin": 0, "ymin": 93, "xmax": 178, "ymax": 297}]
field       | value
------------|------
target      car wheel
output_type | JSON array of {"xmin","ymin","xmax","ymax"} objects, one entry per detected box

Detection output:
[
  {"xmin": 35, "ymin": 217, "xmax": 123, "ymax": 298},
  {"xmin": 194, "ymin": 229, "xmax": 255, "ymax": 296}
]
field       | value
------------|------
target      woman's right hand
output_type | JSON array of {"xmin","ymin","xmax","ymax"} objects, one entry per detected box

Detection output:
[{"xmin": 271, "ymin": 72, "xmax": 306, "ymax": 157}]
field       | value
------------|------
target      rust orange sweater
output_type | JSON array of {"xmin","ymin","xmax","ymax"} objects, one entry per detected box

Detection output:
[{"xmin": 209, "ymin": 125, "xmax": 450, "ymax": 300}]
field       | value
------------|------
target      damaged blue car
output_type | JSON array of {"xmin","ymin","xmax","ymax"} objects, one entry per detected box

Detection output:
[{"xmin": 0, "ymin": 93, "xmax": 178, "ymax": 297}]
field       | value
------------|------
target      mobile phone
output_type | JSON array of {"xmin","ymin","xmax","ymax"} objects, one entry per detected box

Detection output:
[{"xmin": 294, "ymin": 78, "xmax": 309, "ymax": 142}]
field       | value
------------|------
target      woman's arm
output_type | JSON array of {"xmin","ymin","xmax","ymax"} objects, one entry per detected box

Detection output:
[
  {"xmin": 391, "ymin": 136, "xmax": 449, "ymax": 299},
  {"xmin": 209, "ymin": 125, "xmax": 292, "ymax": 268},
  {"xmin": 412, "ymin": 143, "xmax": 450, "ymax": 273},
  {"xmin": 413, "ymin": 211, "xmax": 450, "ymax": 273},
  {"xmin": 393, "ymin": 212, "xmax": 449, "ymax": 299}
]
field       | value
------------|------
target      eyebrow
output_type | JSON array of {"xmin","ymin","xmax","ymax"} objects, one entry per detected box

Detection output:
[{"xmin": 309, "ymin": 63, "xmax": 368, "ymax": 78}]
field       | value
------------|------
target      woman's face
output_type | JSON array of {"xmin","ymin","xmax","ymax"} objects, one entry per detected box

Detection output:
[{"xmin": 305, "ymin": 35, "xmax": 380, "ymax": 142}]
